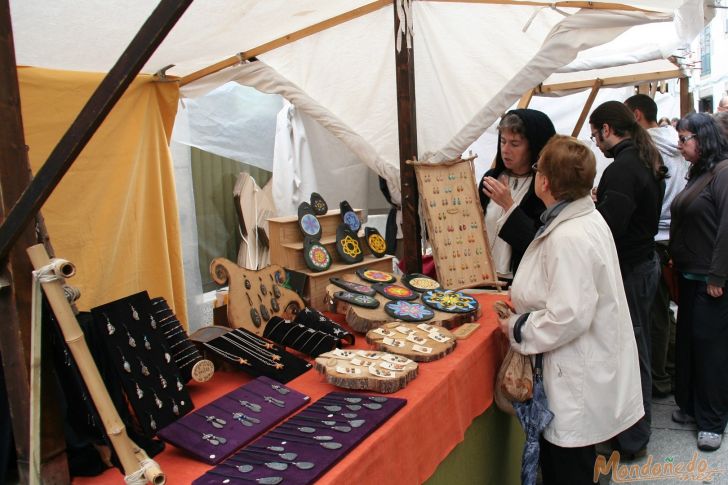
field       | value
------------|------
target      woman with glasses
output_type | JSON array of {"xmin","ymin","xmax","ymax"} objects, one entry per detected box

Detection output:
[
  {"xmin": 499, "ymin": 136, "xmax": 642, "ymax": 483},
  {"xmin": 670, "ymin": 112, "xmax": 728, "ymax": 451},
  {"xmin": 478, "ymin": 109, "xmax": 556, "ymax": 283}
]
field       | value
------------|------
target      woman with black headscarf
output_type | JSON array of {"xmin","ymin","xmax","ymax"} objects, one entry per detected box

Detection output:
[{"xmin": 478, "ymin": 109, "xmax": 556, "ymax": 281}]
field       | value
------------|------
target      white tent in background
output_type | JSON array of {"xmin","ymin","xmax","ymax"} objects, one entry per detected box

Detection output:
[{"xmin": 8, "ymin": 0, "xmax": 711, "ymax": 325}]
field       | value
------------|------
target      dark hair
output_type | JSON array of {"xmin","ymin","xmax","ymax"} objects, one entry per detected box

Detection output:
[
  {"xmin": 624, "ymin": 94, "xmax": 658, "ymax": 123},
  {"xmin": 677, "ymin": 112, "xmax": 728, "ymax": 178},
  {"xmin": 498, "ymin": 112, "xmax": 527, "ymax": 136},
  {"xmin": 589, "ymin": 100, "xmax": 665, "ymax": 180},
  {"xmin": 538, "ymin": 135, "xmax": 596, "ymax": 200},
  {"xmin": 714, "ymin": 112, "xmax": 728, "ymax": 140}
]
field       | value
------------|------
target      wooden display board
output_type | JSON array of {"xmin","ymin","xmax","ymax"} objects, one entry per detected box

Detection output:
[
  {"xmin": 410, "ymin": 156, "xmax": 500, "ymax": 290},
  {"xmin": 365, "ymin": 322, "xmax": 456, "ymax": 363}
]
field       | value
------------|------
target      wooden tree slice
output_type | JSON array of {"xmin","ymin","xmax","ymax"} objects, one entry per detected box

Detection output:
[
  {"xmin": 314, "ymin": 348, "xmax": 418, "ymax": 394},
  {"xmin": 365, "ymin": 322, "xmax": 456, "ymax": 363},
  {"xmin": 209, "ymin": 258, "xmax": 305, "ymax": 336},
  {"xmin": 325, "ymin": 274, "xmax": 482, "ymax": 333}
]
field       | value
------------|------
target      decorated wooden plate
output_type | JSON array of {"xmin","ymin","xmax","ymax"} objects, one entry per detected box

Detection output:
[
  {"xmin": 339, "ymin": 200, "xmax": 361, "ymax": 232},
  {"xmin": 366, "ymin": 322, "xmax": 456, "ymax": 362},
  {"xmin": 336, "ymin": 224, "xmax": 364, "ymax": 264},
  {"xmin": 310, "ymin": 192, "xmax": 328, "ymax": 215},
  {"xmin": 333, "ymin": 291, "xmax": 380, "ymax": 309},
  {"xmin": 401, "ymin": 273, "xmax": 441, "ymax": 293},
  {"xmin": 303, "ymin": 236, "xmax": 332, "ymax": 272},
  {"xmin": 297, "ymin": 201, "xmax": 322, "ymax": 240},
  {"xmin": 329, "ymin": 277, "xmax": 375, "ymax": 296},
  {"xmin": 422, "ymin": 290, "xmax": 479, "ymax": 314},
  {"xmin": 364, "ymin": 227, "xmax": 387, "ymax": 258},
  {"xmin": 383, "ymin": 300, "xmax": 435, "ymax": 322},
  {"xmin": 356, "ymin": 268, "xmax": 396, "ymax": 284},
  {"xmin": 372, "ymin": 283, "xmax": 418, "ymax": 301}
]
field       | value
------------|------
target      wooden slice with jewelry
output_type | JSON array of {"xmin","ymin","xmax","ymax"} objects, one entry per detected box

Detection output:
[
  {"xmin": 297, "ymin": 201, "xmax": 322, "ymax": 240},
  {"xmin": 314, "ymin": 348, "xmax": 418, "ymax": 393},
  {"xmin": 356, "ymin": 268, "xmax": 395, "ymax": 284},
  {"xmin": 329, "ymin": 277, "xmax": 375, "ymax": 296},
  {"xmin": 364, "ymin": 227, "xmax": 387, "ymax": 258},
  {"xmin": 333, "ymin": 291, "xmax": 380, "ymax": 309},
  {"xmin": 372, "ymin": 283, "xmax": 419, "ymax": 301},
  {"xmin": 303, "ymin": 236, "xmax": 332, "ymax": 272},
  {"xmin": 335, "ymin": 224, "xmax": 363, "ymax": 264},
  {"xmin": 310, "ymin": 192, "xmax": 328, "ymax": 215},
  {"xmin": 401, "ymin": 273, "xmax": 441, "ymax": 293},
  {"xmin": 422, "ymin": 289, "xmax": 479, "ymax": 313},
  {"xmin": 339, "ymin": 200, "xmax": 361, "ymax": 232},
  {"xmin": 383, "ymin": 300, "xmax": 435, "ymax": 322},
  {"xmin": 366, "ymin": 322, "xmax": 456, "ymax": 362}
]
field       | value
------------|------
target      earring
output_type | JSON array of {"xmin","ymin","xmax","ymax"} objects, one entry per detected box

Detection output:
[
  {"xmin": 143, "ymin": 336, "xmax": 151, "ymax": 351},
  {"xmin": 104, "ymin": 313, "xmax": 115, "ymax": 335},
  {"xmin": 130, "ymin": 305, "xmax": 140, "ymax": 321}
]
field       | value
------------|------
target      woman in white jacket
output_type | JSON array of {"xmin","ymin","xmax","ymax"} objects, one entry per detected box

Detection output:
[{"xmin": 500, "ymin": 135, "xmax": 644, "ymax": 483}]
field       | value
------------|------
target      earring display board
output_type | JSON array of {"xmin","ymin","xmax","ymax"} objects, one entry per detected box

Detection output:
[
  {"xmin": 313, "ymin": 348, "xmax": 418, "ymax": 394},
  {"xmin": 192, "ymin": 392, "xmax": 406, "ymax": 485},
  {"xmin": 410, "ymin": 156, "xmax": 500, "ymax": 290},
  {"xmin": 157, "ymin": 376, "xmax": 309, "ymax": 465},
  {"xmin": 325, "ymin": 273, "xmax": 481, "ymax": 333},
  {"xmin": 365, "ymin": 322, "xmax": 456, "ymax": 363},
  {"xmin": 209, "ymin": 258, "xmax": 305, "ymax": 336},
  {"xmin": 90, "ymin": 291, "xmax": 194, "ymax": 436}
]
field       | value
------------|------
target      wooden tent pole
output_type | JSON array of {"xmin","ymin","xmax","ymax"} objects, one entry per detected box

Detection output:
[
  {"xmin": 0, "ymin": 2, "xmax": 70, "ymax": 482},
  {"xmin": 571, "ymin": 79, "xmax": 603, "ymax": 137},
  {"xmin": 679, "ymin": 76, "xmax": 691, "ymax": 116},
  {"xmin": 394, "ymin": 1, "xmax": 422, "ymax": 273},
  {"xmin": 517, "ymin": 89, "xmax": 535, "ymax": 109},
  {"xmin": 0, "ymin": 0, "xmax": 194, "ymax": 263},
  {"xmin": 424, "ymin": 0, "xmax": 656, "ymax": 12}
]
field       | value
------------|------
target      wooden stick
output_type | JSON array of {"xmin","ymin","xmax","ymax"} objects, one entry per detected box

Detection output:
[
  {"xmin": 571, "ymin": 78, "xmax": 603, "ymax": 137},
  {"xmin": 517, "ymin": 89, "xmax": 535, "ymax": 109},
  {"xmin": 26, "ymin": 244, "xmax": 165, "ymax": 485},
  {"xmin": 425, "ymin": 0, "xmax": 657, "ymax": 12}
]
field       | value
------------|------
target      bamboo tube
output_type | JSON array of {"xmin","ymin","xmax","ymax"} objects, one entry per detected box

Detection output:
[{"xmin": 27, "ymin": 244, "xmax": 165, "ymax": 485}]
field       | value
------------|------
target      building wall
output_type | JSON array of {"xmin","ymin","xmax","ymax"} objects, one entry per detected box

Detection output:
[{"xmin": 690, "ymin": 6, "xmax": 728, "ymax": 112}]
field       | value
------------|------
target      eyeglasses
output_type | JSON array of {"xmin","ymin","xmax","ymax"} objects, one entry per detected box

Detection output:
[
  {"xmin": 678, "ymin": 134, "xmax": 696, "ymax": 144},
  {"xmin": 531, "ymin": 162, "xmax": 539, "ymax": 172}
]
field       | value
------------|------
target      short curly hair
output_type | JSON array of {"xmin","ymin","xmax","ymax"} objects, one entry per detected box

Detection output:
[{"xmin": 537, "ymin": 135, "xmax": 596, "ymax": 201}]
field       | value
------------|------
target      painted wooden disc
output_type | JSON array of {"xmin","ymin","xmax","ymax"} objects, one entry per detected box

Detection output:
[
  {"xmin": 373, "ymin": 283, "xmax": 418, "ymax": 301},
  {"xmin": 303, "ymin": 237, "xmax": 332, "ymax": 272},
  {"xmin": 356, "ymin": 268, "xmax": 396, "ymax": 284},
  {"xmin": 329, "ymin": 277, "xmax": 376, "ymax": 296},
  {"xmin": 364, "ymin": 227, "xmax": 387, "ymax": 258},
  {"xmin": 298, "ymin": 201, "xmax": 322, "ymax": 239},
  {"xmin": 383, "ymin": 301, "xmax": 435, "ymax": 322},
  {"xmin": 333, "ymin": 291, "xmax": 380, "ymax": 309},
  {"xmin": 336, "ymin": 224, "xmax": 364, "ymax": 264},
  {"xmin": 340, "ymin": 200, "xmax": 361, "ymax": 232},
  {"xmin": 421, "ymin": 290, "xmax": 479, "ymax": 313},
  {"xmin": 401, "ymin": 273, "xmax": 441, "ymax": 292},
  {"xmin": 310, "ymin": 192, "xmax": 328, "ymax": 215}
]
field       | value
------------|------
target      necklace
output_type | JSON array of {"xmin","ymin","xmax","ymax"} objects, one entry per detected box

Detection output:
[
  {"xmin": 216, "ymin": 334, "xmax": 284, "ymax": 369},
  {"xmin": 221, "ymin": 333, "xmax": 280, "ymax": 361},
  {"xmin": 174, "ymin": 418, "xmax": 228, "ymax": 446},
  {"xmin": 203, "ymin": 342, "xmax": 251, "ymax": 367},
  {"xmin": 229, "ymin": 329, "xmax": 277, "ymax": 350}
]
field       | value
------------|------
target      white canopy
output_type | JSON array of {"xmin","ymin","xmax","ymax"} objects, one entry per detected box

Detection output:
[{"xmin": 11, "ymin": 0, "xmax": 711, "ymax": 204}]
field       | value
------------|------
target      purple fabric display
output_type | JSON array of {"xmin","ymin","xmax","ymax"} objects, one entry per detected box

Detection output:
[
  {"xmin": 193, "ymin": 391, "xmax": 406, "ymax": 484},
  {"xmin": 157, "ymin": 376, "xmax": 310, "ymax": 464}
]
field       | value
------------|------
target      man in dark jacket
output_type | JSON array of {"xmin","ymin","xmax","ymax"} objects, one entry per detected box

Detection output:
[{"xmin": 589, "ymin": 100, "xmax": 666, "ymax": 459}]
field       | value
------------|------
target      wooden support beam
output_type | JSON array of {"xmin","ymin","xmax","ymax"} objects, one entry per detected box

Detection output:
[
  {"xmin": 426, "ymin": 0, "xmax": 658, "ymax": 12},
  {"xmin": 394, "ymin": 3, "xmax": 422, "ymax": 273},
  {"xmin": 537, "ymin": 69, "xmax": 682, "ymax": 94},
  {"xmin": 0, "ymin": 1, "xmax": 68, "ymax": 483},
  {"xmin": 679, "ymin": 76, "xmax": 691, "ymax": 117},
  {"xmin": 571, "ymin": 79, "xmax": 603, "ymax": 137},
  {"xmin": 0, "ymin": 0, "xmax": 194, "ymax": 263},
  {"xmin": 517, "ymin": 89, "xmax": 535, "ymax": 109},
  {"xmin": 180, "ymin": 0, "xmax": 390, "ymax": 86}
]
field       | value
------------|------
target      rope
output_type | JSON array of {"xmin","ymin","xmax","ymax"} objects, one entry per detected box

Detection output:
[
  {"xmin": 124, "ymin": 458, "xmax": 161, "ymax": 485},
  {"xmin": 396, "ymin": 0, "xmax": 413, "ymax": 53},
  {"xmin": 522, "ymin": 4, "xmax": 570, "ymax": 33}
]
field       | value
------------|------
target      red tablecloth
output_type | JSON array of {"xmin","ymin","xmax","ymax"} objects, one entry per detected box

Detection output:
[{"xmin": 74, "ymin": 293, "xmax": 505, "ymax": 484}]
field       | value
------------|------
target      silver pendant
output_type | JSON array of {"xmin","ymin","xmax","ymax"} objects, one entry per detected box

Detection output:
[
  {"xmin": 127, "ymin": 330, "xmax": 136, "ymax": 348},
  {"xmin": 149, "ymin": 414, "xmax": 157, "ymax": 430},
  {"xmin": 138, "ymin": 358, "xmax": 150, "ymax": 376},
  {"xmin": 206, "ymin": 415, "xmax": 227, "ymax": 429},
  {"xmin": 154, "ymin": 392, "xmax": 163, "ymax": 409},
  {"xmin": 121, "ymin": 355, "xmax": 131, "ymax": 373},
  {"xmin": 131, "ymin": 305, "xmax": 139, "ymax": 321},
  {"xmin": 172, "ymin": 399, "xmax": 180, "ymax": 416},
  {"xmin": 149, "ymin": 315, "xmax": 157, "ymax": 329},
  {"xmin": 144, "ymin": 336, "xmax": 151, "ymax": 351},
  {"xmin": 105, "ymin": 314, "xmax": 116, "ymax": 335},
  {"xmin": 264, "ymin": 396, "xmax": 285, "ymax": 408},
  {"xmin": 165, "ymin": 352, "xmax": 171, "ymax": 364},
  {"xmin": 135, "ymin": 382, "xmax": 144, "ymax": 399},
  {"xmin": 159, "ymin": 373, "xmax": 167, "ymax": 389},
  {"xmin": 176, "ymin": 377, "xmax": 183, "ymax": 391},
  {"xmin": 271, "ymin": 384, "xmax": 290, "ymax": 395},
  {"xmin": 239, "ymin": 400, "xmax": 262, "ymax": 413}
]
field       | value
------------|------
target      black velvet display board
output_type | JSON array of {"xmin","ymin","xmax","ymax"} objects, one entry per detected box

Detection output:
[
  {"xmin": 90, "ymin": 291, "xmax": 193, "ymax": 435},
  {"xmin": 151, "ymin": 296, "xmax": 204, "ymax": 382},
  {"xmin": 157, "ymin": 376, "xmax": 309, "ymax": 464},
  {"xmin": 193, "ymin": 392, "xmax": 406, "ymax": 485}
]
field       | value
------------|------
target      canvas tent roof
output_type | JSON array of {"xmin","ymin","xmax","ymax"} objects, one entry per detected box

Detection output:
[{"xmin": 11, "ymin": 1, "xmax": 710, "ymax": 202}]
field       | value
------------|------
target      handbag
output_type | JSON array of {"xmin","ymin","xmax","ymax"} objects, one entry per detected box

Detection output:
[{"xmin": 493, "ymin": 301, "xmax": 535, "ymax": 415}]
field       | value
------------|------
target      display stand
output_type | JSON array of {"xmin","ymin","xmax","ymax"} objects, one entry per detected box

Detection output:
[{"xmin": 268, "ymin": 209, "xmax": 393, "ymax": 311}]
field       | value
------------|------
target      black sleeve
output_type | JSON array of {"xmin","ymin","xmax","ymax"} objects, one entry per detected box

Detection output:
[
  {"xmin": 596, "ymin": 167, "xmax": 637, "ymax": 239},
  {"xmin": 499, "ymin": 206, "xmax": 540, "ymax": 259},
  {"xmin": 709, "ymin": 169, "xmax": 728, "ymax": 286}
]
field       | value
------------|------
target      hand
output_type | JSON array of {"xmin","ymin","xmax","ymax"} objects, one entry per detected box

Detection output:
[
  {"xmin": 498, "ymin": 316, "xmax": 511, "ymax": 336},
  {"xmin": 481, "ymin": 176, "xmax": 514, "ymax": 210},
  {"xmin": 707, "ymin": 284, "xmax": 724, "ymax": 298}
]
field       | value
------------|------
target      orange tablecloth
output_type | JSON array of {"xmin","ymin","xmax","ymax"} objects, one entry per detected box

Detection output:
[{"xmin": 75, "ymin": 293, "xmax": 505, "ymax": 484}]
